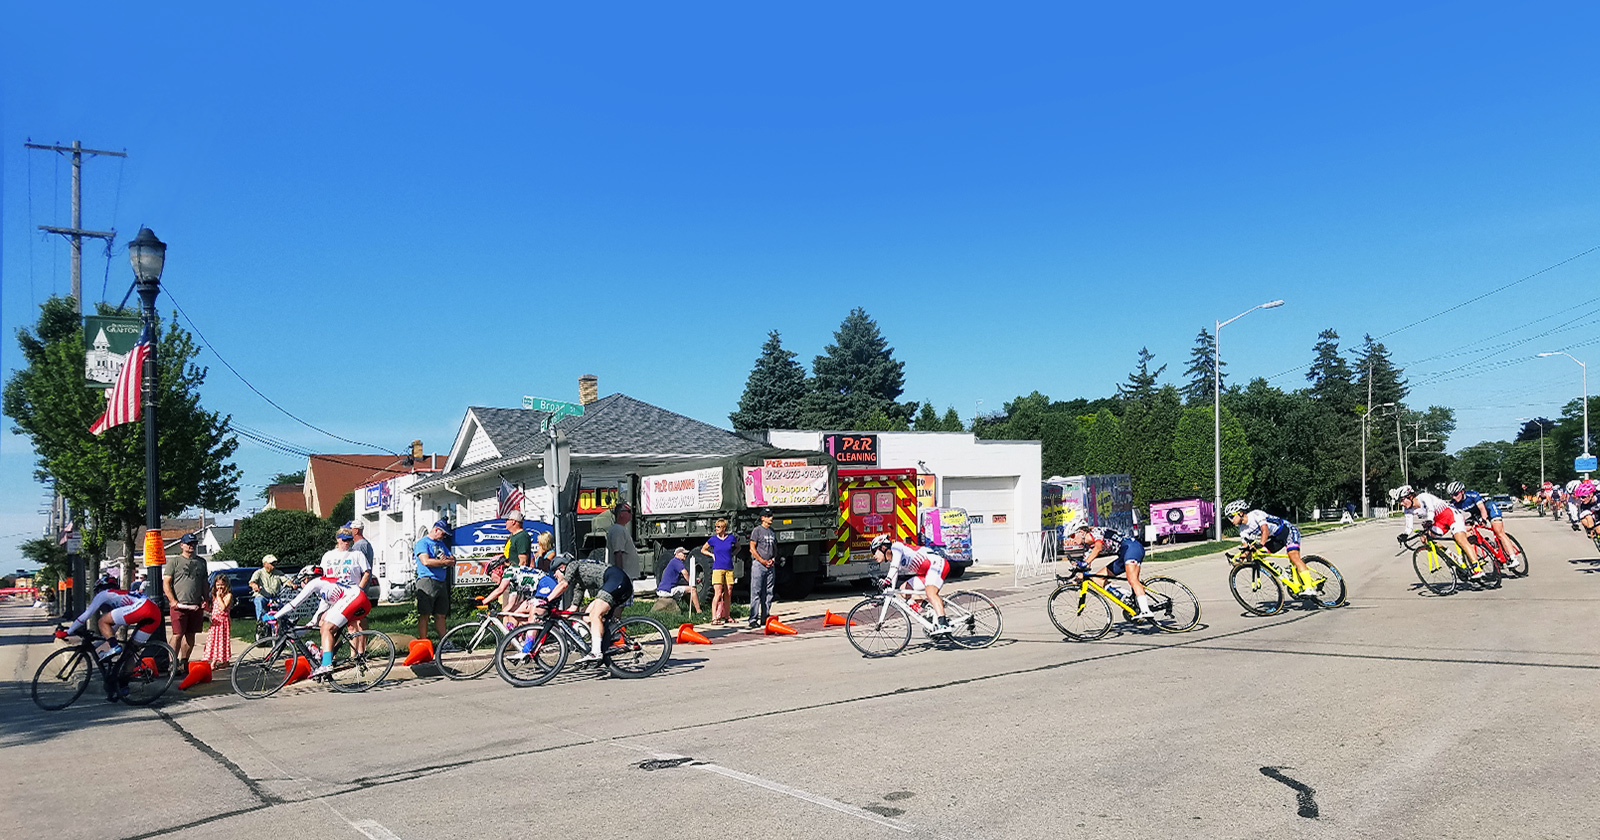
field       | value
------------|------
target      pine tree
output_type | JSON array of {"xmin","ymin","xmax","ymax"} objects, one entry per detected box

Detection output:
[
  {"xmin": 1121, "ymin": 385, "xmax": 1183, "ymax": 505},
  {"xmin": 1182, "ymin": 328, "xmax": 1224, "ymax": 405},
  {"xmin": 729, "ymin": 330, "xmax": 810, "ymax": 430},
  {"xmin": 1306, "ymin": 328, "xmax": 1357, "ymax": 408},
  {"xmin": 1117, "ymin": 347, "xmax": 1166, "ymax": 402},
  {"xmin": 940, "ymin": 407, "xmax": 964, "ymax": 432},
  {"xmin": 1350, "ymin": 334, "xmax": 1408, "ymax": 408},
  {"xmin": 797, "ymin": 308, "xmax": 913, "ymax": 428},
  {"xmin": 911, "ymin": 401, "xmax": 941, "ymax": 431}
]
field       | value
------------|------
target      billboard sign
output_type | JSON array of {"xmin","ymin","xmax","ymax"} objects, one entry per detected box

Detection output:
[
  {"xmin": 742, "ymin": 465, "xmax": 830, "ymax": 508},
  {"xmin": 640, "ymin": 467, "xmax": 723, "ymax": 515},
  {"xmin": 823, "ymin": 433, "xmax": 878, "ymax": 466}
]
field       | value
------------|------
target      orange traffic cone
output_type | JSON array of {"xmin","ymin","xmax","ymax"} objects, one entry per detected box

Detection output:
[
  {"xmin": 677, "ymin": 623, "xmax": 712, "ymax": 645},
  {"xmin": 402, "ymin": 638, "xmax": 435, "ymax": 666},
  {"xmin": 284, "ymin": 655, "xmax": 312, "ymax": 685},
  {"xmin": 764, "ymin": 616, "xmax": 797, "ymax": 636},
  {"xmin": 178, "ymin": 660, "xmax": 212, "ymax": 690},
  {"xmin": 823, "ymin": 610, "xmax": 854, "ymax": 627}
]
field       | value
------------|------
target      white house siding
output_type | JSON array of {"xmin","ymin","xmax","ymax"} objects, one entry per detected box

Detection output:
[
  {"xmin": 762, "ymin": 431, "xmax": 1042, "ymax": 565},
  {"xmin": 462, "ymin": 423, "xmax": 499, "ymax": 466}
]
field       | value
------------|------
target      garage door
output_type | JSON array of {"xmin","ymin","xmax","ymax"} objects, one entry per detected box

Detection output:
[{"xmin": 944, "ymin": 476, "xmax": 1016, "ymax": 564}]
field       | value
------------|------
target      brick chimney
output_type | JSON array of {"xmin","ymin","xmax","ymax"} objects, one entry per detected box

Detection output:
[{"xmin": 578, "ymin": 374, "xmax": 598, "ymax": 406}]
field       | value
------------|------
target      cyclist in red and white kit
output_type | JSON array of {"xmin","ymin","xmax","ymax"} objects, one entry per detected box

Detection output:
[
  {"xmin": 870, "ymin": 534, "xmax": 952, "ymax": 636},
  {"xmin": 58, "ymin": 574, "xmax": 162, "ymax": 661},
  {"xmin": 1395, "ymin": 485, "xmax": 1485, "ymax": 579},
  {"xmin": 264, "ymin": 566, "xmax": 371, "ymax": 677}
]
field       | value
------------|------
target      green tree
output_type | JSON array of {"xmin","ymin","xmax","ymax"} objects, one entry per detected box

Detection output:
[
  {"xmin": 217, "ymin": 508, "xmax": 337, "ymax": 568},
  {"xmin": 3, "ymin": 297, "xmax": 241, "ymax": 581},
  {"xmin": 798, "ymin": 308, "xmax": 913, "ymax": 428},
  {"xmin": 855, "ymin": 408, "xmax": 910, "ymax": 431},
  {"xmin": 1172, "ymin": 404, "xmax": 1251, "ymax": 502},
  {"xmin": 1182, "ymin": 329, "xmax": 1223, "ymax": 405},
  {"xmin": 940, "ymin": 407, "xmax": 964, "ymax": 432},
  {"xmin": 20, "ymin": 537, "xmax": 69, "ymax": 593},
  {"xmin": 1117, "ymin": 347, "xmax": 1166, "ymax": 402},
  {"xmin": 1081, "ymin": 409, "xmax": 1123, "ymax": 475},
  {"xmin": 729, "ymin": 330, "xmax": 810, "ymax": 430},
  {"xmin": 1453, "ymin": 441, "xmax": 1510, "ymax": 493},
  {"xmin": 327, "ymin": 491, "xmax": 356, "ymax": 527},
  {"xmin": 911, "ymin": 402, "xmax": 966, "ymax": 432},
  {"xmin": 261, "ymin": 470, "xmax": 306, "ymax": 500},
  {"xmin": 1350, "ymin": 334, "xmax": 1408, "ymax": 407},
  {"xmin": 1120, "ymin": 385, "xmax": 1182, "ymax": 505},
  {"xmin": 1306, "ymin": 328, "xmax": 1357, "ymax": 409}
]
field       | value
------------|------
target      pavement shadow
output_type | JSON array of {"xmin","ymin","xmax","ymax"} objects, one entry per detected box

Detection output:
[{"xmin": 0, "ymin": 676, "xmax": 160, "ymax": 750}]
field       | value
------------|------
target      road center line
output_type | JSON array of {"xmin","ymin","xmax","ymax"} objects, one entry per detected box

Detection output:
[
  {"xmin": 349, "ymin": 819, "xmax": 404, "ymax": 840},
  {"xmin": 645, "ymin": 752, "xmax": 913, "ymax": 833}
]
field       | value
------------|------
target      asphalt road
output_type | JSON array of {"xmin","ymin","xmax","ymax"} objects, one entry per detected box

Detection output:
[{"xmin": 4, "ymin": 511, "xmax": 1597, "ymax": 840}]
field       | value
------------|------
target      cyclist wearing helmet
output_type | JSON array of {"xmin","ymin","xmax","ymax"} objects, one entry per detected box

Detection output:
[
  {"xmin": 1223, "ymin": 501, "xmax": 1321, "ymax": 598},
  {"xmin": 869, "ymin": 534, "xmax": 953, "ymax": 635},
  {"xmin": 1394, "ymin": 485, "xmax": 1486, "ymax": 579},
  {"xmin": 1447, "ymin": 481, "xmax": 1519, "ymax": 571},
  {"xmin": 58, "ymin": 575, "xmax": 160, "ymax": 662},
  {"xmin": 264, "ymin": 566, "xmax": 371, "ymax": 677},
  {"xmin": 1066, "ymin": 524, "xmax": 1155, "ymax": 620},
  {"xmin": 1573, "ymin": 482, "xmax": 1600, "ymax": 537}
]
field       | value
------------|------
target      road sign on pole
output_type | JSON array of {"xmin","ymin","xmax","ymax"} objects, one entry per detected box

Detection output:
[
  {"xmin": 1576, "ymin": 455, "xmax": 1597, "ymax": 473},
  {"xmin": 524, "ymin": 396, "xmax": 585, "ymax": 432}
]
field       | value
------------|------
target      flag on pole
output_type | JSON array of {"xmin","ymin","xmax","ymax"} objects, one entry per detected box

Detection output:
[
  {"xmin": 90, "ymin": 326, "xmax": 150, "ymax": 436},
  {"xmin": 497, "ymin": 478, "xmax": 525, "ymax": 517}
]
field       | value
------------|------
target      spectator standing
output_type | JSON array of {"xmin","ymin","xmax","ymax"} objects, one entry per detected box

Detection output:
[
  {"xmin": 348, "ymin": 520, "xmax": 375, "ymax": 574},
  {"xmin": 322, "ymin": 529, "xmax": 372, "ymax": 631},
  {"xmin": 535, "ymin": 531, "xmax": 556, "ymax": 570},
  {"xmin": 699, "ymin": 518, "xmax": 738, "ymax": 624},
  {"xmin": 163, "ymin": 533, "xmax": 208, "ymax": 675},
  {"xmin": 249, "ymin": 555, "xmax": 286, "ymax": 619},
  {"xmin": 414, "ymin": 519, "xmax": 454, "ymax": 642},
  {"xmin": 656, "ymin": 546, "xmax": 702, "ymax": 614},
  {"xmin": 748, "ymin": 510, "xmax": 777, "ymax": 629},
  {"xmin": 204, "ymin": 574, "xmax": 234, "ymax": 667},
  {"xmin": 605, "ymin": 503, "xmax": 640, "ymax": 577},
  {"xmin": 503, "ymin": 511, "xmax": 532, "ymax": 567}
]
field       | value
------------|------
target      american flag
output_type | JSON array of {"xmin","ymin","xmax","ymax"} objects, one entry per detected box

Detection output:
[
  {"xmin": 90, "ymin": 326, "xmax": 150, "ymax": 436},
  {"xmin": 497, "ymin": 478, "xmax": 525, "ymax": 518}
]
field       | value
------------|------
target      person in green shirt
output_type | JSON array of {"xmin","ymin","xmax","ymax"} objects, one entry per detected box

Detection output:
[
  {"xmin": 249, "ymin": 554, "xmax": 287, "ymax": 619},
  {"xmin": 504, "ymin": 511, "xmax": 532, "ymax": 566}
]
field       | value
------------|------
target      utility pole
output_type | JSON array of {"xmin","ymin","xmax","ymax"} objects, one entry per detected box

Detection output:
[
  {"xmin": 25, "ymin": 140, "xmax": 126, "ymax": 313},
  {"xmin": 1396, "ymin": 409, "xmax": 1407, "ymax": 487}
]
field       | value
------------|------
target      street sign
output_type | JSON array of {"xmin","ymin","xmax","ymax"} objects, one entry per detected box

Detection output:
[
  {"xmin": 65, "ymin": 533, "xmax": 82, "ymax": 555},
  {"xmin": 524, "ymin": 396, "xmax": 585, "ymax": 432},
  {"xmin": 1576, "ymin": 455, "xmax": 1597, "ymax": 473}
]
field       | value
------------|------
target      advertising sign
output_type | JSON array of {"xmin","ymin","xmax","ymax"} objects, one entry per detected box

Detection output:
[
  {"xmin": 916, "ymin": 474, "xmax": 936, "ymax": 509},
  {"xmin": 450, "ymin": 518, "xmax": 553, "ymax": 585},
  {"xmin": 823, "ymin": 433, "xmax": 878, "ymax": 466},
  {"xmin": 640, "ymin": 467, "xmax": 723, "ymax": 515},
  {"xmin": 360, "ymin": 479, "xmax": 396, "ymax": 513},
  {"xmin": 742, "ymin": 465, "xmax": 830, "ymax": 508},
  {"xmin": 921, "ymin": 507, "xmax": 972, "ymax": 561},
  {"xmin": 83, "ymin": 316, "xmax": 142, "ymax": 389},
  {"xmin": 577, "ymin": 487, "xmax": 620, "ymax": 515}
]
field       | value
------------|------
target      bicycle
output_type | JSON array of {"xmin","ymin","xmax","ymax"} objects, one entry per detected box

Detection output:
[
  {"xmin": 1046, "ymin": 569, "xmax": 1199, "ymax": 641},
  {"xmin": 1226, "ymin": 546, "xmax": 1347, "ymax": 616},
  {"xmin": 1463, "ymin": 519, "xmax": 1528, "ymax": 579},
  {"xmin": 230, "ymin": 615, "xmax": 396, "ymax": 698},
  {"xmin": 494, "ymin": 603, "xmax": 673, "ymax": 686},
  {"xmin": 436, "ymin": 601, "xmax": 527, "ymax": 680},
  {"xmin": 1401, "ymin": 531, "xmax": 1497, "ymax": 596},
  {"xmin": 844, "ymin": 578, "xmax": 1002, "ymax": 657},
  {"xmin": 32, "ymin": 626, "xmax": 177, "ymax": 711}
]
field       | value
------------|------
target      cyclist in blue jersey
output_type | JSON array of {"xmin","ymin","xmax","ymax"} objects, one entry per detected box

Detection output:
[
  {"xmin": 1224, "ymin": 501, "xmax": 1322, "ymax": 599},
  {"xmin": 1067, "ymin": 524, "xmax": 1154, "ymax": 620},
  {"xmin": 1447, "ymin": 481, "xmax": 1520, "ymax": 572}
]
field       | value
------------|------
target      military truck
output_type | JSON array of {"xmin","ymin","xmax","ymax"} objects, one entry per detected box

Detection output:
[{"xmin": 625, "ymin": 448, "xmax": 840, "ymax": 601}]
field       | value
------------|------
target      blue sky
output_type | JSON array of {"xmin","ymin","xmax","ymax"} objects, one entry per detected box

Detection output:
[{"xmin": 3, "ymin": 2, "xmax": 1598, "ymax": 569}]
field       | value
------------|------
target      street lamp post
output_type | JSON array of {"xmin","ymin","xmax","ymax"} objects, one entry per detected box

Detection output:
[
  {"xmin": 128, "ymin": 228, "xmax": 166, "ymax": 604},
  {"xmin": 1213, "ymin": 299, "xmax": 1284, "ymax": 538},
  {"xmin": 1360, "ymin": 402, "xmax": 1395, "ymax": 518},
  {"xmin": 1537, "ymin": 351, "xmax": 1589, "ymax": 477}
]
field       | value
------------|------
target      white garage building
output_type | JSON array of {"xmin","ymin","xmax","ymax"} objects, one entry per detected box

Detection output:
[{"xmin": 759, "ymin": 430, "xmax": 1042, "ymax": 565}]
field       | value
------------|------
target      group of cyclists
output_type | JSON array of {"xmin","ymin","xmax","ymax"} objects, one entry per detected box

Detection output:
[{"xmin": 1533, "ymin": 479, "xmax": 1600, "ymax": 539}]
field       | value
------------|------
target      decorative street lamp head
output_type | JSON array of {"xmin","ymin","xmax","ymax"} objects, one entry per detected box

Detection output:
[{"xmin": 128, "ymin": 227, "xmax": 166, "ymax": 287}]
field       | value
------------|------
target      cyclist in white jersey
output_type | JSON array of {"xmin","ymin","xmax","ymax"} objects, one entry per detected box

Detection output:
[
  {"xmin": 265, "ymin": 566, "xmax": 372, "ymax": 677},
  {"xmin": 1394, "ymin": 485, "xmax": 1485, "ymax": 579},
  {"xmin": 870, "ymin": 535, "xmax": 952, "ymax": 635},
  {"xmin": 1223, "ymin": 501, "xmax": 1321, "ymax": 598},
  {"xmin": 59, "ymin": 575, "xmax": 161, "ymax": 660}
]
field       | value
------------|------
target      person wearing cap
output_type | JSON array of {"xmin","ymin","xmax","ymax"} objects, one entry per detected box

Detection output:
[
  {"xmin": 163, "ymin": 532, "xmax": 209, "ymax": 675},
  {"xmin": 503, "ymin": 510, "xmax": 532, "ymax": 569},
  {"xmin": 605, "ymin": 503, "xmax": 640, "ymax": 577},
  {"xmin": 323, "ymin": 529, "xmax": 373, "ymax": 632},
  {"xmin": 414, "ymin": 519, "xmax": 455, "ymax": 643},
  {"xmin": 347, "ymin": 520, "xmax": 375, "ymax": 575},
  {"xmin": 249, "ymin": 554, "xmax": 287, "ymax": 620},
  {"xmin": 748, "ymin": 510, "xmax": 778, "ymax": 629},
  {"xmin": 656, "ymin": 546, "xmax": 702, "ymax": 614}
]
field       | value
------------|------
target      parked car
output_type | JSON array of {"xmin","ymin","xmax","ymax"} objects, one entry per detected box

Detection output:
[
  {"xmin": 1490, "ymin": 494, "xmax": 1514, "ymax": 510},
  {"xmin": 208, "ymin": 568, "xmax": 257, "ymax": 617}
]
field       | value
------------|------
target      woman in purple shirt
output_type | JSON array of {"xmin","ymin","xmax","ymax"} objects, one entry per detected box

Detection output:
[{"xmin": 699, "ymin": 518, "xmax": 738, "ymax": 625}]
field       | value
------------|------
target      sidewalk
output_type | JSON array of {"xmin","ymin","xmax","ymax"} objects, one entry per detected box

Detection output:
[{"xmin": 0, "ymin": 600, "xmax": 61, "ymax": 691}]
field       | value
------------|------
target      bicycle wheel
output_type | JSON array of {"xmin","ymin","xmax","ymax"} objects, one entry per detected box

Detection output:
[
  {"xmin": 1471, "ymin": 542, "xmax": 1502, "ymax": 589},
  {"xmin": 845, "ymin": 596, "xmax": 912, "ymax": 657},
  {"xmin": 328, "ymin": 631, "xmax": 395, "ymax": 693},
  {"xmin": 231, "ymin": 637, "xmax": 295, "ymax": 699},
  {"xmin": 437, "ymin": 621, "xmax": 500, "ymax": 680},
  {"xmin": 1228, "ymin": 563, "xmax": 1285, "ymax": 616},
  {"xmin": 1047, "ymin": 585, "xmax": 1114, "ymax": 641},
  {"xmin": 942, "ymin": 591, "xmax": 1002, "ymax": 649},
  {"xmin": 1300, "ymin": 557, "xmax": 1347, "ymax": 608},
  {"xmin": 1502, "ymin": 533, "xmax": 1529, "ymax": 577},
  {"xmin": 606, "ymin": 616, "xmax": 674, "ymax": 678},
  {"xmin": 120, "ymin": 641, "xmax": 177, "ymax": 706},
  {"xmin": 496, "ymin": 623, "xmax": 568, "ymax": 687},
  {"xmin": 1413, "ymin": 546, "xmax": 1458, "ymax": 596},
  {"xmin": 1142, "ymin": 577, "xmax": 1200, "ymax": 632},
  {"xmin": 31, "ymin": 647, "xmax": 92, "ymax": 711}
]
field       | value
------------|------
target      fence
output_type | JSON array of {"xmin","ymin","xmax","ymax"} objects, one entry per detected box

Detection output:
[{"xmin": 1012, "ymin": 530, "xmax": 1060, "ymax": 588}]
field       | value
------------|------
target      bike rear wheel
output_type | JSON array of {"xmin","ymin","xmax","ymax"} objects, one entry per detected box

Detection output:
[
  {"xmin": 496, "ymin": 623, "xmax": 568, "ymax": 687},
  {"xmin": 846, "ymin": 596, "xmax": 911, "ymax": 657},
  {"xmin": 1143, "ymin": 577, "xmax": 1200, "ymax": 632},
  {"xmin": 329, "ymin": 631, "xmax": 396, "ymax": 693},
  {"xmin": 231, "ymin": 637, "xmax": 294, "ymax": 699},
  {"xmin": 1413, "ymin": 545, "xmax": 1458, "ymax": 596},
  {"xmin": 437, "ymin": 620, "xmax": 500, "ymax": 680},
  {"xmin": 1047, "ymin": 584, "xmax": 1114, "ymax": 641},
  {"xmin": 31, "ymin": 647, "xmax": 92, "ymax": 711},
  {"xmin": 605, "ymin": 616, "xmax": 673, "ymax": 678},
  {"xmin": 942, "ymin": 591, "xmax": 1002, "ymax": 649},
  {"xmin": 1301, "ymin": 557, "xmax": 1347, "ymax": 608},
  {"xmin": 120, "ymin": 641, "xmax": 177, "ymax": 706},
  {"xmin": 1228, "ymin": 563, "xmax": 1285, "ymax": 616},
  {"xmin": 1503, "ymin": 533, "xmax": 1529, "ymax": 577}
]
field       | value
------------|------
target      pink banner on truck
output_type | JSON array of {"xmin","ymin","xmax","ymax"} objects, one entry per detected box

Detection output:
[{"xmin": 742, "ymin": 465, "xmax": 830, "ymax": 508}]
